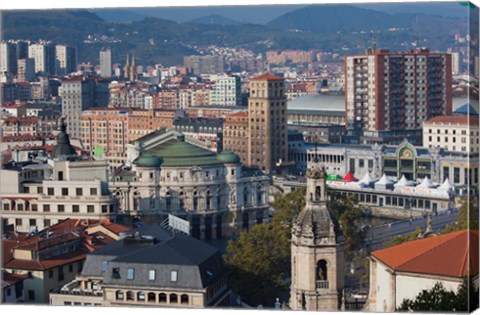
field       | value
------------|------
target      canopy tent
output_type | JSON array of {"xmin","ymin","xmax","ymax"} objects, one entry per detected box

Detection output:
[
  {"xmin": 394, "ymin": 174, "xmax": 415, "ymax": 188},
  {"xmin": 417, "ymin": 176, "xmax": 436, "ymax": 189},
  {"xmin": 327, "ymin": 174, "xmax": 342, "ymax": 181},
  {"xmin": 438, "ymin": 178, "xmax": 455, "ymax": 191},
  {"xmin": 342, "ymin": 171, "xmax": 358, "ymax": 182},
  {"xmin": 358, "ymin": 172, "xmax": 375, "ymax": 185}
]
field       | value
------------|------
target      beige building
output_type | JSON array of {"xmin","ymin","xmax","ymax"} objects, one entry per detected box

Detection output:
[
  {"xmin": 423, "ymin": 115, "xmax": 479, "ymax": 153},
  {"xmin": 0, "ymin": 125, "xmax": 118, "ymax": 232},
  {"xmin": 223, "ymin": 110, "xmax": 249, "ymax": 164},
  {"xmin": 247, "ymin": 73, "xmax": 288, "ymax": 173},
  {"xmin": 50, "ymin": 225, "xmax": 230, "ymax": 308},
  {"xmin": 290, "ymin": 161, "xmax": 344, "ymax": 311},
  {"xmin": 364, "ymin": 229, "xmax": 479, "ymax": 312}
]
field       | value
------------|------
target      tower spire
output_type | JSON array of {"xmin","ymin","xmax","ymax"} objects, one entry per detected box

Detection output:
[{"xmin": 124, "ymin": 54, "xmax": 130, "ymax": 79}]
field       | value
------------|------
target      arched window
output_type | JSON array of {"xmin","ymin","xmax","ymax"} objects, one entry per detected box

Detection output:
[
  {"xmin": 115, "ymin": 290, "xmax": 124, "ymax": 300},
  {"xmin": 147, "ymin": 292, "xmax": 156, "ymax": 303},
  {"xmin": 137, "ymin": 291, "xmax": 145, "ymax": 302},
  {"xmin": 181, "ymin": 294, "xmax": 189, "ymax": 304},
  {"xmin": 170, "ymin": 293, "xmax": 178, "ymax": 303},
  {"xmin": 126, "ymin": 291, "xmax": 134, "ymax": 301},
  {"xmin": 317, "ymin": 260, "xmax": 327, "ymax": 281},
  {"xmin": 159, "ymin": 293, "xmax": 167, "ymax": 303},
  {"xmin": 315, "ymin": 186, "xmax": 321, "ymax": 200}
]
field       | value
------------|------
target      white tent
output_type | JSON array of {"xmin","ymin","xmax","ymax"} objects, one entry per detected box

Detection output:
[
  {"xmin": 394, "ymin": 174, "xmax": 414, "ymax": 188},
  {"xmin": 416, "ymin": 176, "xmax": 436, "ymax": 189},
  {"xmin": 359, "ymin": 172, "xmax": 376, "ymax": 185},
  {"xmin": 438, "ymin": 178, "xmax": 455, "ymax": 191},
  {"xmin": 376, "ymin": 173, "xmax": 394, "ymax": 185}
]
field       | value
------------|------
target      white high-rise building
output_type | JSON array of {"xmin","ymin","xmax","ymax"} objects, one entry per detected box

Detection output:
[
  {"xmin": 100, "ymin": 48, "xmax": 112, "ymax": 78},
  {"xmin": 61, "ymin": 77, "xmax": 95, "ymax": 139},
  {"xmin": 28, "ymin": 42, "xmax": 55, "ymax": 75},
  {"xmin": 55, "ymin": 44, "xmax": 77, "ymax": 76},
  {"xmin": 210, "ymin": 75, "xmax": 242, "ymax": 106},
  {"xmin": 0, "ymin": 42, "xmax": 17, "ymax": 74},
  {"xmin": 451, "ymin": 52, "xmax": 460, "ymax": 75}
]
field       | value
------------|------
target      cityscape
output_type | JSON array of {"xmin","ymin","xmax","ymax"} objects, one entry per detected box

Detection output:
[{"xmin": 0, "ymin": 1, "xmax": 479, "ymax": 313}]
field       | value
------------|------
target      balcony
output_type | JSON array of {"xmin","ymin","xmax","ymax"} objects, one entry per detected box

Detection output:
[{"xmin": 316, "ymin": 280, "xmax": 329, "ymax": 290}]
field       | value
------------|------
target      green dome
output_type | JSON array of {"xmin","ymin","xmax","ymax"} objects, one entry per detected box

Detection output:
[
  {"xmin": 217, "ymin": 151, "xmax": 241, "ymax": 164},
  {"xmin": 52, "ymin": 123, "xmax": 77, "ymax": 159},
  {"xmin": 135, "ymin": 152, "xmax": 163, "ymax": 168}
]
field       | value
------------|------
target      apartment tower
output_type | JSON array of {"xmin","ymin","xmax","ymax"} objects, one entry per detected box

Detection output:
[{"xmin": 247, "ymin": 73, "xmax": 288, "ymax": 173}]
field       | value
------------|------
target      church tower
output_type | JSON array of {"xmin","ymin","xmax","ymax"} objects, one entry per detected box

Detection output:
[
  {"xmin": 129, "ymin": 53, "xmax": 137, "ymax": 81},
  {"xmin": 290, "ymin": 159, "xmax": 344, "ymax": 311},
  {"xmin": 124, "ymin": 54, "xmax": 130, "ymax": 80}
]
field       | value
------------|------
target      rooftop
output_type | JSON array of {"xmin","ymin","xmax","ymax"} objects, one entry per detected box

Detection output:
[
  {"xmin": 424, "ymin": 115, "xmax": 479, "ymax": 126},
  {"xmin": 372, "ymin": 229, "xmax": 479, "ymax": 278},
  {"xmin": 251, "ymin": 73, "xmax": 284, "ymax": 81}
]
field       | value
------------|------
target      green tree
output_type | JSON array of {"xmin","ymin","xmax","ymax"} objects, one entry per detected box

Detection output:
[{"xmin": 444, "ymin": 197, "xmax": 479, "ymax": 233}]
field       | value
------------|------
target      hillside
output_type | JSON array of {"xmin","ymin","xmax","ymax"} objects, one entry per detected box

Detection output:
[{"xmin": 187, "ymin": 15, "xmax": 242, "ymax": 26}]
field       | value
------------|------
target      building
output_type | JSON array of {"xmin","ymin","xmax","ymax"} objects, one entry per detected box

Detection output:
[
  {"xmin": 2, "ymin": 219, "xmax": 129, "ymax": 303},
  {"xmin": 0, "ymin": 124, "xmax": 118, "ymax": 232},
  {"xmin": 247, "ymin": 73, "xmax": 288, "ymax": 173},
  {"xmin": 172, "ymin": 117, "xmax": 224, "ymax": 153},
  {"xmin": 128, "ymin": 109, "xmax": 176, "ymax": 142},
  {"xmin": 55, "ymin": 45, "xmax": 77, "ymax": 76},
  {"xmin": 28, "ymin": 42, "xmax": 56, "ymax": 75},
  {"xmin": 423, "ymin": 116, "xmax": 479, "ymax": 153},
  {"xmin": 1, "ymin": 272, "xmax": 26, "ymax": 303},
  {"xmin": 17, "ymin": 58, "xmax": 35, "ymax": 82},
  {"xmin": 123, "ymin": 54, "xmax": 137, "ymax": 81},
  {"xmin": 2, "ymin": 116, "xmax": 39, "ymax": 137},
  {"xmin": 290, "ymin": 161, "xmax": 344, "ymax": 311},
  {"xmin": 184, "ymin": 55, "xmax": 224, "ymax": 75},
  {"xmin": 0, "ymin": 42, "xmax": 17, "ymax": 74},
  {"xmin": 50, "ymin": 224, "xmax": 231, "ymax": 307},
  {"xmin": 289, "ymin": 139, "xmax": 478, "ymax": 196},
  {"xmin": 345, "ymin": 48, "xmax": 452, "ymax": 144},
  {"xmin": 80, "ymin": 107, "xmax": 130, "ymax": 168},
  {"xmin": 1, "ymin": 82, "xmax": 33, "ymax": 102},
  {"xmin": 186, "ymin": 105, "xmax": 240, "ymax": 119},
  {"xmin": 112, "ymin": 129, "xmax": 270, "ymax": 240},
  {"xmin": 364, "ymin": 229, "xmax": 479, "ymax": 312},
  {"xmin": 100, "ymin": 48, "xmax": 112, "ymax": 79},
  {"xmin": 210, "ymin": 75, "xmax": 241, "ymax": 106},
  {"xmin": 287, "ymin": 94, "xmax": 345, "ymax": 126},
  {"xmin": 223, "ymin": 111, "xmax": 249, "ymax": 164}
]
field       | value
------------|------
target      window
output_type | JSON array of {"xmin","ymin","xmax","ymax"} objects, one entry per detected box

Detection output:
[
  {"xmin": 44, "ymin": 219, "xmax": 51, "ymax": 227},
  {"xmin": 15, "ymin": 218, "xmax": 22, "ymax": 226},
  {"xmin": 170, "ymin": 270, "xmax": 178, "ymax": 282},
  {"xmin": 58, "ymin": 266, "xmax": 64, "ymax": 281},
  {"xmin": 43, "ymin": 205, "xmax": 50, "ymax": 212},
  {"xmin": 61, "ymin": 188, "xmax": 68, "ymax": 196},
  {"xmin": 49, "ymin": 270, "xmax": 54, "ymax": 278},
  {"xmin": 58, "ymin": 205, "xmax": 65, "ymax": 213},
  {"xmin": 87, "ymin": 205, "xmax": 94, "ymax": 213},
  {"xmin": 76, "ymin": 188, "xmax": 83, "ymax": 196},
  {"xmin": 28, "ymin": 290, "xmax": 35, "ymax": 301},
  {"xmin": 48, "ymin": 187, "xmax": 54, "ymax": 195},
  {"xmin": 32, "ymin": 204, "xmax": 38, "ymax": 211},
  {"xmin": 29, "ymin": 219, "xmax": 36, "ymax": 227},
  {"xmin": 72, "ymin": 205, "xmax": 79, "ymax": 213},
  {"xmin": 127, "ymin": 268, "xmax": 134, "ymax": 280},
  {"xmin": 102, "ymin": 205, "xmax": 108, "ymax": 213},
  {"xmin": 90, "ymin": 188, "xmax": 97, "ymax": 195},
  {"xmin": 148, "ymin": 269, "xmax": 156, "ymax": 281},
  {"xmin": 69, "ymin": 264, "xmax": 73, "ymax": 272},
  {"xmin": 112, "ymin": 268, "xmax": 120, "ymax": 279},
  {"xmin": 3, "ymin": 203, "xmax": 10, "ymax": 210}
]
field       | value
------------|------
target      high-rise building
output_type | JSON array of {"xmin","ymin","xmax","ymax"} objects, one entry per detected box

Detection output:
[
  {"xmin": 290, "ymin": 162, "xmax": 344, "ymax": 311},
  {"xmin": 344, "ymin": 48, "xmax": 452, "ymax": 143},
  {"xmin": 210, "ymin": 75, "xmax": 242, "ymax": 106},
  {"xmin": 0, "ymin": 42, "xmax": 17, "ymax": 74},
  {"xmin": 55, "ymin": 44, "xmax": 77, "ymax": 76},
  {"xmin": 61, "ymin": 77, "xmax": 96, "ymax": 139},
  {"xmin": 451, "ymin": 51, "xmax": 460, "ymax": 75},
  {"xmin": 184, "ymin": 55, "xmax": 224, "ymax": 75},
  {"xmin": 247, "ymin": 73, "xmax": 288, "ymax": 173},
  {"xmin": 100, "ymin": 48, "xmax": 112, "ymax": 78},
  {"xmin": 223, "ymin": 111, "xmax": 249, "ymax": 164},
  {"xmin": 16, "ymin": 58, "xmax": 35, "ymax": 82},
  {"xmin": 28, "ymin": 42, "xmax": 55, "ymax": 75}
]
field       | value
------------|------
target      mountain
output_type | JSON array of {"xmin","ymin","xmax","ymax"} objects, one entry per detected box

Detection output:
[
  {"xmin": 93, "ymin": 9, "xmax": 147, "ymax": 22},
  {"xmin": 266, "ymin": 4, "xmax": 410, "ymax": 32},
  {"xmin": 357, "ymin": 2, "xmax": 470, "ymax": 18},
  {"xmin": 187, "ymin": 15, "xmax": 242, "ymax": 26}
]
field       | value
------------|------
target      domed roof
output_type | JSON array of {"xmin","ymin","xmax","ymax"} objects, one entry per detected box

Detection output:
[
  {"xmin": 134, "ymin": 152, "xmax": 163, "ymax": 168},
  {"xmin": 51, "ymin": 123, "xmax": 77, "ymax": 159},
  {"xmin": 217, "ymin": 151, "xmax": 241, "ymax": 164}
]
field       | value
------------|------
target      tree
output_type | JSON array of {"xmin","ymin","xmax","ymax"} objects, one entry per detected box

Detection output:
[
  {"xmin": 444, "ymin": 197, "xmax": 479, "ymax": 233},
  {"xmin": 398, "ymin": 278, "xmax": 479, "ymax": 312},
  {"xmin": 390, "ymin": 227, "xmax": 422, "ymax": 246}
]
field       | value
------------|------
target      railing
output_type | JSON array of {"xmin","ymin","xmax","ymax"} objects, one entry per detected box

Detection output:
[{"xmin": 316, "ymin": 280, "xmax": 329, "ymax": 290}]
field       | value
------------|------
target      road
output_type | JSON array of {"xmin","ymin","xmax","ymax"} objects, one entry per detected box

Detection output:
[{"xmin": 366, "ymin": 209, "xmax": 459, "ymax": 251}]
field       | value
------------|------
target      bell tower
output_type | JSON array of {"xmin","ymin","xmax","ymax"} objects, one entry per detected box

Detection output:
[{"xmin": 290, "ymin": 159, "xmax": 344, "ymax": 311}]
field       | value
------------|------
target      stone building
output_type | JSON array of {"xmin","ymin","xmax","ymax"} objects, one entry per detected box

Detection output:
[
  {"xmin": 110, "ymin": 129, "xmax": 270, "ymax": 240},
  {"xmin": 290, "ymin": 160, "xmax": 344, "ymax": 311},
  {"xmin": 50, "ymin": 224, "xmax": 230, "ymax": 308}
]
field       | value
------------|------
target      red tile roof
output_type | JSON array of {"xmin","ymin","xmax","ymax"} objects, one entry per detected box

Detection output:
[
  {"xmin": 372, "ymin": 229, "xmax": 479, "ymax": 278},
  {"xmin": 2, "ymin": 271, "xmax": 27, "ymax": 285},
  {"xmin": 4, "ymin": 250, "xmax": 87, "ymax": 271},
  {"xmin": 251, "ymin": 73, "xmax": 284, "ymax": 81},
  {"xmin": 424, "ymin": 115, "xmax": 479, "ymax": 126}
]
